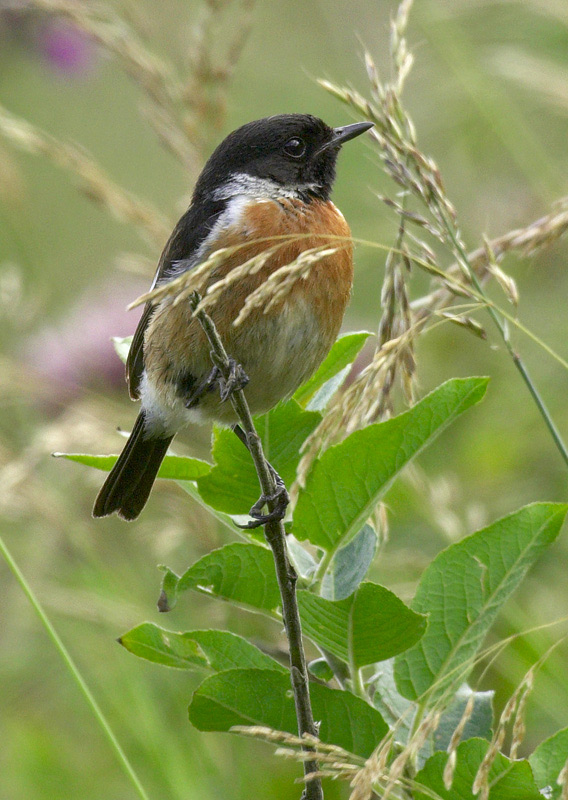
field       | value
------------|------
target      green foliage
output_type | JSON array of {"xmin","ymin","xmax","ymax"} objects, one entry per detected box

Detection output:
[
  {"xmin": 112, "ymin": 335, "xmax": 133, "ymax": 364},
  {"xmin": 160, "ymin": 542, "xmax": 280, "ymax": 615},
  {"xmin": 293, "ymin": 377, "xmax": 488, "ymax": 552},
  {"xmin": 307, "ymin": 658, "xmax": 335, "ymax": 682},
  {"xmin": 188, "ymin": 668, "xmax": 388, "ymax": 757},
  {"xmin": 6, "ymin": 0, "xmax": 568, "ymax": 795},
  {"xmin": 529, "ymin": 726, "xmax": 568, "ymax": 799},
  {"xmin": 395, "ymin": 503, "xmax": 568, "ymax": 703},
  {"xmin": 434, "ymin": 686, "xmax": 494, "ymax": 751},
  {"xmin": 196, "ymin": 400, "xmax": 321, "ymax": 514},
  {"xmin": 65, "ymin": 352, "xmax": 567, "ymax": 798},
  {"xmin": 119, "ymin": 624, "xmax": 285, "ymax": 673},
  {"xmin": 292, "ymin": 330, "xmax": 371, "ymax": 407},
  {"xmin": 298, "ymin": 582, "xmax": 427, "ymax": 668},
  {"xmin": 321, "ymin": 523, "xmax": 378, "ymax": 600},
  {"xmin": 55, "ymin": 452, "xmax": 211, "ymax": 480},
  {"xmin": 414, "ymin": 738, "xmax": 542, "ymax": 800}
]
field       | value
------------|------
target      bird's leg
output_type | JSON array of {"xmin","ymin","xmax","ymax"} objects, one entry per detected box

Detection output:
[
  {"xmin": 184, "ymin": 356, "xmax": 248, "ymax": 409},
  {"xmin": 184, "ymin": 365, "xmax": 220, "ymax": 408},
  {"xmin": 218, "ymin": 357, "xmax": 249, "ymax": 402},
  {"xmin": 232, "ymin": 424, "xmax": 290, "ymax": 529}
]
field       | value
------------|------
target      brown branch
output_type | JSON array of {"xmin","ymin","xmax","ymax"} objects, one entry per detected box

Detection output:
[{"xmin": 189, "ymin": 292, "xmax": 323, "ymax": 800}]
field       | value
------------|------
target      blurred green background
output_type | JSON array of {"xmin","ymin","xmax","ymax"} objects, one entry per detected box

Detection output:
[{"xmin": 1, "ymin": 1, "xmax": 568, "ymax": 798}]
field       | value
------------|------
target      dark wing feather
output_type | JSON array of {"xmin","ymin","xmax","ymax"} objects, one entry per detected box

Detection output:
[{"xmin": 126, "ymin": 199, "xmax": 227, "ymax": 399}]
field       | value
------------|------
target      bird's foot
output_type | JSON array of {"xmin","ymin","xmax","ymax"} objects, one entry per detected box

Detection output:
[
  {"xmin": 236, "ymin": 472, "xmax": 290, "ymax": 529},
  {"xmin": 184, "ymin": 365, "xmax": 219, "ymax": 408},
  {"xmin": 219, "ymin": 358, "xmax": 249, "ymax": 402}
]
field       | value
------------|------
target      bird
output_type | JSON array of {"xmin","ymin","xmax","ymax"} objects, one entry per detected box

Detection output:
[{"xmin": 93, "ymin": 113, "xmax": 373, "ymax": 523}]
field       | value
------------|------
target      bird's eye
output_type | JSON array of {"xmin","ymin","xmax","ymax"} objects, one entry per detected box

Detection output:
[{"xmin": 283, "ymin": 137, "xmax": 306, "ymax": 158}]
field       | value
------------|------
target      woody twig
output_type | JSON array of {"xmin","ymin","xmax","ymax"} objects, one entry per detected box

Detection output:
[{"xmin": 189, "ymin": 292, "xmax": 323, "ymax": 800}]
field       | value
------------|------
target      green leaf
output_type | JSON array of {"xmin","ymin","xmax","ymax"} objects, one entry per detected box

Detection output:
[
  {"xmin": 298, "ymin": 582, "xmax": 427, "ymax": 668},
  {"xmin": 112, "ymin": 335, "xmax": 133, "ymax": 364},
  {"xmin": 395, "ymin": 503, "xmax": 568, "ymax": 703},
  {"xmin": 196, "ymin": 399, "xmax": 321, "ymax": 514},
  {"xmin": 119, "ymin": 623, "xmax": 286, "ymax": 673},
  {"xmin": 370, "ymin": 659, "xmax": 437, "ymax": 767},
  {"xmin": 187, "ymin": 630, "xmax": 286, "ymax": 673},
  {"xmin": 371, "ymin": 658, "xmax": 416, "ymax": 733},
  {"xmin": 308, "ymin": 658, "xmax": 335, "ymax": 682},
  {"xmin": 157, "ymin": 456, "xmax": 211, "ymax": 480},
  {"xmin": 293, "ymin": 331, "xmax": 371, "ymax": 406},
  {"xmin": 306, "ymin": 366, "xmax": 352, "ymax": 412},
  {"xmin": 175, "ymin": 481, "xmax": 241, "ymax": 538},
  {"xmin": 158, "ymin": 566, "xmax": 180, "ymax": 612},
  {"xmin": 434, "ymin": 685, "xmax": 494, "ymax": 751},
  {"xmin": 293, "ymin": 377, "xmax": 489, "ymax": 552},
  {"xmin": 172, "ymin": 542, "xmax": 281, "ymax": 615},
  {"xmin": 529, "ymin": 726, "xmax": 568, "ymax": 799},
  {"xmin": 55, "ymin": 452, "xmax": 211, "ymax": 480},
  {"xmin": 118, "ymin": 622, "xmax": 206, "ymax": 669},
  {"xmin": 286, "ymin": 537, "xmax": 317, "ymax": 580},
  {"xmin": 189, "ymin": 668, "xmax": 388, "ymax": 758},
  {"xmin": 414, "ymin": 738, "xmax": 542, "ymax": 800},
  {"xmin": 54, "ymin": 452, "xmax": 120, "ymax": 472},
  {"xmin": 321, "ymin": 524, "xmax": 378, "ymax": 600}
]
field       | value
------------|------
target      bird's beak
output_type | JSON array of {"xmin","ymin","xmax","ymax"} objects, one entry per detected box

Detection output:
[{"xmin": 316, "ymin": 121, "xmax": 374, "ymax": 154}]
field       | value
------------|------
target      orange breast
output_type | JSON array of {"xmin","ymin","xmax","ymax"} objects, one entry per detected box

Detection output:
[
  {"xmin": 208, "ymin": 197, "xmax": 354, "ymax": 342},
  {"xmin": 143, "ymin": 197, "xmax": 354, "ymax": 419}
]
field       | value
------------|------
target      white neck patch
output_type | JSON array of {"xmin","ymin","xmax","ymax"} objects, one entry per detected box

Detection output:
[{"xmin": 212, "ymin": 172, "xmax": 321, "ymax": 202}]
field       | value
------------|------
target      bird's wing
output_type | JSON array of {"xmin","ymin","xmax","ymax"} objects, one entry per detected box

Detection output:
[{"xmin": 126, "ymin": 199, "xmax": 226, "ymax": 399}]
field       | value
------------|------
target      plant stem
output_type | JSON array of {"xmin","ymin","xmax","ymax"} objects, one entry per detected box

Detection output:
[
  {"xmin": 440, "ymin": 209, "xmax": 568, "ymax": 469},
  {"xmin": 311, "ymin": 547, "xmax": 334, "ymax": 590},
  {"xmin": 0, "ymin": 535, "xmax": 150, "ymax": 800},
  {"xmin": 190, "ymin": 293, "xmax": 323, "ymax": 800}
]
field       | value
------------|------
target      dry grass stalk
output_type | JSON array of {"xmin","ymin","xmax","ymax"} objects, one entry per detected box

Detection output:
[
  {"xmin": 23, "ymin": 0, "xmax": 200, "ymax": 169},
  {"xmin": 296, "ymin": 196, "xmax": 568, "ymax": 485},
  {"xmin": 378, "ymin": 237, "xmax": 416, "ymax": 415},
  {"xmin": 229, "ymin": 725, "xmax": 364, "ymax": 760},
  {"xmin": 442, "ymin": 750, "xmax": 457, "ymax": 793},
  {"xmin": 295, "ymin": 326, "xmax": 416, "ymax": 491},
  {"xmin": 195, "ymin": 243, "xmax": 285, "ymax": 314},
  {"xmin": 411, "ymin": 196, "xmax": 568, "ymax": 322},
  {"xmin": 472, "ymin": 666, "xmax": 535, "ymax": 797},
  {"xmin": 471, "ymin": 724, "xmax": 506, "ymax": 800},
  {"xmin": 509, "ymin": 666, "xmax": 535, "ymax": 759},
  {"xmin": 558, "ymin": 758, "xmax": 568, "ymax": 800},
  {"xmin": 0, "ymin": 102, "xmax": 170, "ymax": 247},
  {"xmin": 482, "ymin": 235, "xmax": 519, "ymax": 307},
  {"xmin": 442, "ymin": 693, "xmax": 476, "ymax": 789},
  {"xmin": 299, "ymin": 0, "xmax": 568, "ymax": 497},
  {"xmin": 347, "ymin": 712, "xmax": 441, "ymax": 800},
  {"xmin": 438, "ymin": 311, "xmax": 487, "ymax": 340},
  {"xmin": 12, "ymin": 0, "xmax": 254, "ymax": 192},
  {"xmin": 318, "ymin": 1, "xmax": 568, "ymax": 445},
  {"xmin": 183, "ymin": 0, "xmax": 255, "ymax": 150},
  {"xmin": 229, "ymin": 725, "xmax": 364, "ymax": 782},
  {"xmin": 127, "ymin": 235, "xmax": 309, "ymax": 310},
  {"xmin": 128, "ymin": 245, "xmax": 237, "ymax": 309},
  {"xmin": 348, "ymin": 741, "xmax": 392, "ymax": 800},
  {"xmin": 233, "ymin": 244, "xmax": 343, "ymax": 326},
  {"xmin": 128, "ymin": 237, "xmax": 349, "ymax": 332},
  {"xmin": 363, "ymin": 0, "xmax": 417, "ymax": 418}
]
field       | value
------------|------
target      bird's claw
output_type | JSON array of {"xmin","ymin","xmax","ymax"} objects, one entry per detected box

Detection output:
[
  {"xmin": 184, "ymin": 365, "xmax": 219, "ymax": 408},
  {"xmin": 236, "ymin": 482, "xmax": 290, "ymax": 529},
  {"xmin": 219, "ymin": 358, "xmax": 249, "ymax": 402}
]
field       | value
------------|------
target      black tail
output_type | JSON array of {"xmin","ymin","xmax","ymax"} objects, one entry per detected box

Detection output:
[{"xmin": 93, "ymin": 413, "xmax": 173, "ymax": 521}]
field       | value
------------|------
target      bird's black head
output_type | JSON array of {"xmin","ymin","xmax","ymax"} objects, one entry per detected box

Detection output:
[{"xmin": 193, "ymin": 114, "xmax": 373, "ymax": 203}]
